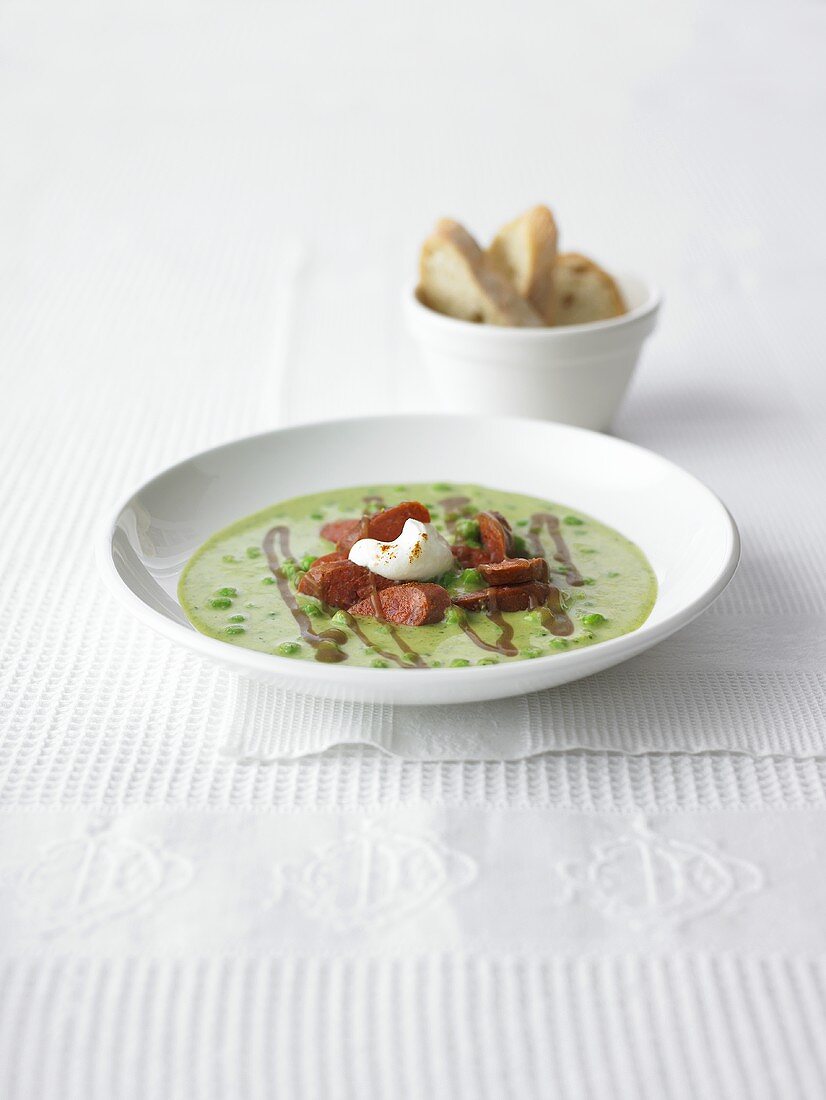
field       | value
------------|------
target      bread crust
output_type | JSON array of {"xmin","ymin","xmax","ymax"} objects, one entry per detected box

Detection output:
[
  {"xmin": 486, "ymin": 205, "xmax": 558, "ymax": 323},
  {"xmin": 418, "ymin": 218, "xmax": 543, "ymax": 327},
  {"xmin": 553, "ymin": 252, "xmax": 626, "ymax": 326}
]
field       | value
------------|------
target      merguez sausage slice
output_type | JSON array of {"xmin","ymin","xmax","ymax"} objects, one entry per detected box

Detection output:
[
  {"xmin": 321, "ymin": 502, "xmax": 432, "ymax": 554},
  {"xmin": 478, "ymin": 557, "xmax": 549, "ymax": 585},
  {"xmin": 452, "ymin": 581, "xmax": 551, "ymax": 613},
  {"xmin": 320, "ymin": 519, "xmax": 363, "ymax": 548},
  {"xmin": 451, "ymin": 544, "xmax": 491, "ymax": 569},
  {"xmin": 349, "ymin": 582, "xmax": 451, "ymax": 626},
  {"xmin": 476, "ymin": 511, "xmax": 515, "ymax": 562},
  {"xmin": 297, "ymin": 560, "xmax": 393, "ymax": 609},
  {"xmin": 366, "ymin": 501, "xmax": 431, "ymax": 542}
]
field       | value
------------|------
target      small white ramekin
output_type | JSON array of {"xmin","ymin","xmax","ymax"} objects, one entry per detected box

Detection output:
[{"xmin": 405, "ymin": 273, "xmax": 661, "ymax": 431}]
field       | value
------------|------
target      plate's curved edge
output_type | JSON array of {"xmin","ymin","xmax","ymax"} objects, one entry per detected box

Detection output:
[{"xmin": 96, "ymin": 415, "xmax": 741, "ymax": 705}]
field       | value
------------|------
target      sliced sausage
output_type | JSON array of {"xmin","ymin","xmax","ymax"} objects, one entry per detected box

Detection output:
[
  {"xmin": 320, "ymin": 519, "xmax": 363, "ymax": 547},
  {"xmin": 476, "ymin": 510, "xmax": 515, "ymax": 562},
  {"xmin": 451, "ymin": 544, "xmax": 491, "ymax": 569},
  {"xmin": 452, "ymin": 581, "xmax": 551, "ymax": 613},
  {"xmin": 478, "ymin": 557, "xmax": 549, "ymax": 586},
  {"xmin": 309, "ymin": 551, "xmax": 347, "ymax": 568},
  {"xmin": 367, "ymin": 501, "xmax": 431, "ymax": 542},
  {"xmin": 297, "ymin": 560, "xmax": 393, "ymax": 609},
  {"xmin": 349, "ymin": 582, "xmax": 451, "ymax": 626},
  {"xmin": 321, "ymin": 502, "xmax": 431, "ymax": 554}
]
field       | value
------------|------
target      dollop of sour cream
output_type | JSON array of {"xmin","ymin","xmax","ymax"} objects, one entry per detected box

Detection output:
[{"xmin": 348, "ymin": 519, "xmax": 455, "ymax": 582}]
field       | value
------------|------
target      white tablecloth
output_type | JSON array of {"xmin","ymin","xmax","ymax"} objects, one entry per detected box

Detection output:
[{"xmin": 2, "ymin": 1, "xmax": 826, "ymax": 1096}]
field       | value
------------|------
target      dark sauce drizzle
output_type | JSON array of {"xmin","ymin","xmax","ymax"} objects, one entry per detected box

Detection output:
[
  {"xmin": 262, "ymin": 526, "xmax": 348, "ymax": 663},
  {"xmin": 459, "ymin": 611, "xmax": 518, "ymax": 656},
  {"xmin": 535, "ymin": 586, "xmax": 574, "ymax": 636},
  {"xmin": 528, "ymin": 513, "xmax": 584, "ymax": 587}
]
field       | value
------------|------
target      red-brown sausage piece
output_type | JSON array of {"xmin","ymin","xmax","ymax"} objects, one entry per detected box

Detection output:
[
  {"xmin": 478, "ymin": 557, "xmax": 548, "ymax": 586},
  {"xmin": 320, "ymin": 519, "xmax": 363, "ymax": 548},
  {"xmin": 451, "ymin": 544, "xmax": 491, "ymax": 569},
  {"xmin": 297, "ymin": 560, "xmax": 393, "ymax": 609},
  {"xmin": 452, "ymin": 581, "xmax": 551, "ymax": 613},
  {"xmin": 309, "ymin": 551, "xmax": 347, "ymax": 568},
  {"xmin": 476, "ymin": 511, "xmax": 515, "ymax": 563},
  {"xmin": 367, "ymin": 501, "xmax": 431, "ymax": 542},
  {"xmin": 321, "ymin": 502, "xmax": 432, "ymax": 554},
  {"xmin": 349, "ymin": 582, "xmax": 451, "ymax": 626}
]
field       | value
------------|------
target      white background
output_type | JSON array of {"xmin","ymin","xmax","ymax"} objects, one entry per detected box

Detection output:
[{"xmin": 2, "ymin": 2, "xmax": 826, "ymax": 1097}]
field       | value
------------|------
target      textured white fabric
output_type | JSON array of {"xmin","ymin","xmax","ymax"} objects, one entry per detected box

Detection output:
[{"xmin": 2, "ymin": 0, "xmax": 826, "ymax": 1097}]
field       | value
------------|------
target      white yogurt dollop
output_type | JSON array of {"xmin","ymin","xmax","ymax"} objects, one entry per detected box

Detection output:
[{"xmin": 348, "ymin": 519, "xmax": 455, "ymax": 582}]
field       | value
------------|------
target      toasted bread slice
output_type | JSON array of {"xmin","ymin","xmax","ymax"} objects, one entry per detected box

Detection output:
[
  {"xmin": 418, "ymin": 219, "xmax": 543, "ymax": 327},
  {"xmin": 553, "ymin": 253, "xmax": 626, "ymax": 326},
  {"xmin": 486, "ymin": 205, "xmax": 558, "ymax": 323}
]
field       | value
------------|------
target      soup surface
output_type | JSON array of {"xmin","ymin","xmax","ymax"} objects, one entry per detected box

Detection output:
[{"xmin": 179, "ymin": 482, "xmax": 657, "ymax": 669}]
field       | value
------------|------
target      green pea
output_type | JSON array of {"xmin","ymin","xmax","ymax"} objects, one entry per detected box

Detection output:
[
  {"xmin": 437, "ymin": 569, "xmax": 460, "ymax": 589},
  {"xmin": 331, "ymin": 610, "xmax": 352, "ymax": 627},
  {"xmin": 371, "ymin": 658, "xmax": 389, "ymax": 669},
  {"xmin": 512, "ymin": 535, "xmax": 528, "ymax": 556},
  {"xmin": 278, "ymin": 641, "xmax": 301, "ymax": 656},
  {"xmin": 225, "ymin": 625, "xmax": 245, "ymax": 636},
  {"xmin": 563, "ymin": 516, "xmax": 584, "ymax": 526},
  {"xmin": 433, "ymin": 482, "xmax": 453, "ymax": 491},
  {"xmin": 215, "ymin": 586, "xmax": 238, "ymax": 598},
  {"xmin": 455, "ymin": 518, "xmax": 481, "ymax": 546},
  {"xmin": 310, "ymin": 511, "xmax": 324, "ymax": 521},
  {"xmin": 228, "ymin": 614, "xmax": 246, "ymax": 623},
  {"xmin": 459, "ymin": 568, "xmax": 484, "ymax": 589},
  {"xmin": 522, "ymin": 647, "xmax": 542, "ymax": 659},
  {"xmin": 444, "ymin": 606, "xmax": 466, "ymax": 626},
  {"xmin": 298, "ymin": 601, "xmax": 323, "ymax": 618},
  {"xmin": 581, "ymin": 612, "xmax": 607, "ymax": 626},
  {"xmin": 300, "ymin": 554, "xmax": 317, "ymax": 571},
  {"xmin": 477, "ymin": 657, "xmax": 498, "ymax": 666},
  {"xmin": 208, "ymin": 597, "xmax": 232, "ymax": 610},
  {"xmin": 450, "ymin": 658, "xmax": 470, "ymax": 668},
  {"xmin": 246, "ymin": 546, "xmax": 262, "ymax": 559},
  {"xmin": 261, "ymin": 576, "xmax": 276, "ymax": 585}
]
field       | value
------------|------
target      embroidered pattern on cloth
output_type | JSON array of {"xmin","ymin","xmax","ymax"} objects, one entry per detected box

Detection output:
[
  {"xmin": 274, "ymin": 820, "xmax": 477, "ymax": 932},
  {"xmin": 549, "ymin": 818, "xmax": 762, "ymax": 931}
]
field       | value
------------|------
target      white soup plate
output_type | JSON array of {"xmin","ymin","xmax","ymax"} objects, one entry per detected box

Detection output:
[{"xmin": 98, "ymin": 414, "xmax": 739, "ymax": 706}]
